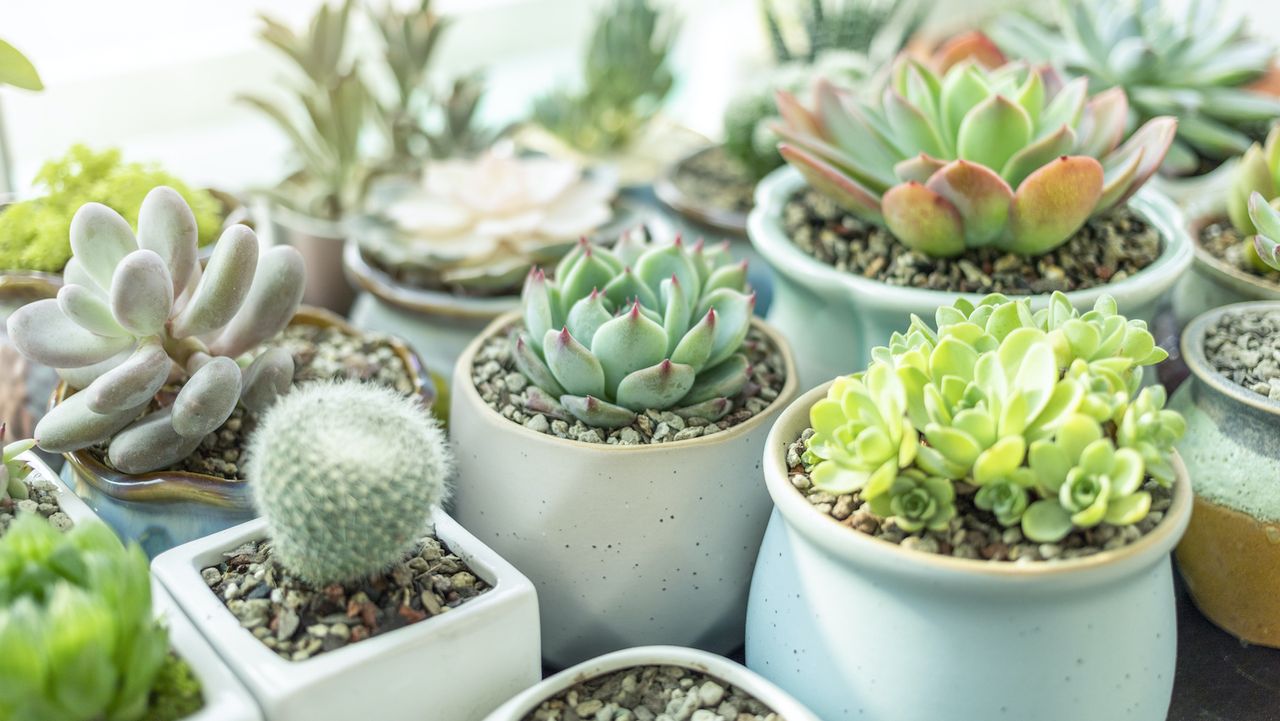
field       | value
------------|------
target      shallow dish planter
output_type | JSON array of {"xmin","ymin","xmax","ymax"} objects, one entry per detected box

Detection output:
[
  {"xmin": 484, "ymin": 645, "xmax": 820, "ymax": 721},
  {"xmin": 152, "ymin": 510, "xmax": 541, "ymax": 721},
  {"xmin": 745, "ymin": 381, "xmax": 1192, "ymax": 721},
  {"xmin": 1171, "ymin": 212, "xmax": 1280, "ymax": 325},
  {"xmin": 56, "ymin": 307, "xmax": 434, "ymax": 554},
  {"xmin": 451, "ymin": 312, "xmax": 799, "ymax": 668},
  {"xmin": 1171, "ymin": 301, "xmax": 1280, "ymax": 648},
  {"xmin": 655, "ymin": 145, "xmax": 754, "ymax": 236},
  {"xmin": 749, "ymin": 168, "xmax": 1194, "ymax": 389}
]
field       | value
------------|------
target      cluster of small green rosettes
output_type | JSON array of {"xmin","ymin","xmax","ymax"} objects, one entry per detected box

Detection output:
[
  {"xmin": 515, "ymin": 228, "xmax": 755, "ymax": 429},
  {"xmin": 1230, "ymin": 125, "xmax": 1280, "ymax": 272},
  {"xmin": 804, "ymin": 292, "xmax": 1185, "ymax": 542},
  {"xmin": 248, "ymin": 380, "xmax": 452, "ymax": 585},
  {"xmin": 0, "ymin": 514, "xmax": 171, "ymax": 721}
]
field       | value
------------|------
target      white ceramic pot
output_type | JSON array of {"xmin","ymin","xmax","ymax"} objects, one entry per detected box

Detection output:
[
  {"xmin": 450, "ymin": 313, "xmax": 800, "ymax": 669},
  {"xmin": 745, "ymin": 382, "xmax": 1193, "ymax": 721},
  {"xmin": 485, "ymin": 645, "xmax": 821, "ymax": 721},
  {"xmin": 151, "ymin": 510, "xmax": 542, "ymax": 721},
  {"xmin": 17, "ymin": 450, "xmax": 95, "ymax": 525},
  {"xmin": 748, "ymin": 168, "xmax": 1194, "ymax": 390}
]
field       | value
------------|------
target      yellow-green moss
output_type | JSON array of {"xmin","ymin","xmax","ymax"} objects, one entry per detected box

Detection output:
[
  {"xmin": 0, "ymin": 145, "xmax": 224, "ymax": 273},
  {"xmin": 138, "ymin": 653, "xmax": 204, "ymax": 721}
]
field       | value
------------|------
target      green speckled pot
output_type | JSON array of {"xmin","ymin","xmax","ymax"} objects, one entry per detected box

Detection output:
[{"xmin": 1170, "ymin": 300, "xmax": 1280, "ymax": 647}]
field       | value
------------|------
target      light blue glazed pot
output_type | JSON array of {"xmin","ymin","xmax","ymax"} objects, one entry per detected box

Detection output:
[
  {"xmin": 748, "ymin": 168, "xmax": 1194, "ymax": 391},
  {"xmin": 745, "ymin": 382, "xmax": 1193, "ymax": 721}
]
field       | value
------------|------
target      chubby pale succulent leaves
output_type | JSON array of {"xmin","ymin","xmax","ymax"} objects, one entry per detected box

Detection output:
[
  {"xmin": 1248, "ymin": 190, "xmax": 1280, "ymax": 271},
  {"xmin": 514, "ymin": 230, "xmax": 755, "ymax": 428},
  {"xmin": 776, "ymin": 59, "xmax": 1176, "ymax": 258},
  {"xmin": 6, "ymin": 187, "xmax": 306, "ymax": 474},
  {"xmin": 805, "ymin": 292, "xmax": 1184, "ymax": 543},
  {"xmin": 989, "ymin": 0, "xmax": 1280, "ymax": 176},
  {"xmin": 1, "ymin": 424, "xmax": 37, "ymax": 501},
  {"xmin": 0, "ymin": 515, "xmax": 168, "ymax": 721}
]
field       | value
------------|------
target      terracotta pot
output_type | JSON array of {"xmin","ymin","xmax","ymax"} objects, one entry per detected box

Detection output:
[
  {"xmin": 450, "ymin": 312, "xmax": 799, "ymax": 668},
  {"xmin": 55, "ymin": 306, "xmax": 434, "ymax": 554},
  {"xmin": 1171, "ymin": 300, "xmax": 1280, "ymax": 648},
  {"xmin": 746, "ymin": 381, "xmax": 1193, "ymax": 721}
]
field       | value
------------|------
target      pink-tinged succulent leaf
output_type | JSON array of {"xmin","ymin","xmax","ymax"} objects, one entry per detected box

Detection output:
[
  {"xmin": 1227, "ymin": 145, "xmax": 1276, "ymax": 233},
  {"xmin": 884, "ymin": 89, "xmax": 947, "ymax": 160},
  {"xmin": 110, "ymin": 249, "xmax": 174, "ymax": 337},
  {"xmin": 682, "ymin": 353, "xmax": 750, "ymax": 405},
  {"xmin": 171, "ymin": 356, "xmax": 242, "ymax": 439},
  {"xmin": 671, "ymin": 309, "xmax": 716, "ymax": 372},
  {"xmin": 169, "ymin": 225, "xmax": 258, "ymax": 339},
  {"xmin": 1038, "ymin": 77, "xmax": 1089, "ymax": 135},
  {"xmin": 940, "ymin": 62, "xmax": 993, "ymax": 142},
  {"xmin": 660, "ymin": 277, "xmax": 692, "ymax": 351},
  {"xmin": 1097, "ymin": 147, "xmax": 1144, "ymax": 211},
  {"xmin": 591, "ymin": 303, "xmax": 668, "ymax": 393},
  {"xmin": 82, "ymin": 341, "xmax": 171, "ymax": 415},
  {"xmin": 895, "ymin": 153, "xmax": 948, "ymax": 183},
  {"xmin": 522, "ymin": 268, "xmax": 556, "ymax": 353},
  {"xmin": 931, "ymin": 31, "xmax": 1007, "ymax": 74},
  {"xmin": 107, "ymin": 408, "xmax": 203, "ymax": 474},
  {"xmin": 814, "ymin": 79, "xmax": 899, "ymax": 188},
  {"xmin": 1096, "ymin": 116, "xmax": 1177, "ymax": 209},
  {"xmin": 559, "ymin": 249, "xmax": 618, "ymax": 317},
  {"xmin": 543, "ymin": 327, "xmax": 606, "ymax": 399},
  {"xmin": 704, "ymin": 260, "xmax": 748, "ymax": 295},
  {"xmin": 7, "ymin": 299, "xmax": 133, "ymax": 369},
  {"xmin": 240, "ymin": 347, "xmax": 294, "ymax": 414},
  {"xmin": 560, "ymin": 395, "xmax": 637, "ymax": 428},
  {"xmin": 1077, "ymin": 87, "xmax": 1129, "ymax": 158},
  {"xmin": 615, "ymin": 359, "xmax": 696, "ymax": 411},
  {"xmin": 673, "ymin": 397, "xmax": 731, "ymax": 422},
  {"xmin": 697, "ymin": 289, "xmax": 754, "ymax": 368},
  {"xmin": 1014, "ymin": 68, "xmax": 1046, "ymax": 130},
  {"xmin": 69, "ymin": 203, "xmax": 138, "ymax": 290},
  {"xmin": 511, "ymin": 332, "xmax": 566, "ymax": 397},
  {"xmin": 1005, "ymin": 156, "xmax": 1104, "ymax": 256},
  {"xmin": 925, "ymin": 160, "xmax": 1015, "ymax": 248},
  {"xmin": 635, "ymin": 242, "xmax": 700, "ymax": 298},
  {"xmin": 523, "ymin": 386, "xmax": 568, "ymax": 420},
  {"xmin": 779, "ymin": 144, "xmax": 885, "ymax": 224},
  {"xmin": 772, "ymin": 122, "xmax": 892, "ymax": 193},
  {"xmin": 565, "ymin": 291, "xmax": 613, "ymax": 348},
  {"xmin": 603, "ymin": 267, "xmax": 660, "ymax": 311},
  {"xmin": 956, "ymin": 95, "xmax": 1032, "ymax": 174},
  {"xmin": 775, "ymin": 88, "xmax": 822, "ymax": 138},
  {"xmin": 882, "ymin": 182, "xmax": 967, "ymax": 257},
  {"xmin": 1001, "ymin": 124, "xmax": 1078, "ymax": 188},
  {"xmin": 895, "ymin": 63, "xmax": 944, "ymax": 144},
  {"xmin": 1250, "ymin": 192, "xmax": 1280, "ymax": 245},
  {"xmin": 208, "ymin": 245, "xmax": 307, "ymax": 357},
  {"xmin": 1254, "ymin": 234, "xmax": 1280, "ymax": 271},
  {"xmin": 57, "ymin": 284, "xmax": 128, "ymax": 338},
  {"xmin": 136, "ymin": 186, "xmax": 199, "ymax": 299},
  {"xmin": 34, "ymin": 389, "xmax": 148, "ymax": 453}
]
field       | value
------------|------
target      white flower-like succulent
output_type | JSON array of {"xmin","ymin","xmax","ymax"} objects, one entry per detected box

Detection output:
[{"xmin": 372, "ymin": 147, "xmax": 618, "ymax": 292}]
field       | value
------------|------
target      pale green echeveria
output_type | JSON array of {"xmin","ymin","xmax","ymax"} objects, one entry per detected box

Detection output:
[
  {"xmin": 5, "ymin": 187, "xmax": 307, "ymax": 474},
  {"xmin": 1117, "ymin": 386, "xmax": 1185, "ymax": 487},
  {"xmin": 775, "ymin": 59, "xmax": 1176, "ymax": 258},
  {"xmin": 1246, "ymin": 190, "xmax": 1280, "ymax": 271},
  {"xmin": 1227, "ymin": 126, "xmax": 1280, "ymax": 237},
  {"xmin": 867, "ymin": 469, "xmax": 956, "ymax": 533},
  {"xmin": 1, "ymin": 424, "xmax": 37, "ymax": 501},
  {"xmin": 0, "ymin": 514, "xmax": 168, "ymax": 721},
  {"xmin": 514, "ymin": 229, "xmax": 755, "ymax": 428}
]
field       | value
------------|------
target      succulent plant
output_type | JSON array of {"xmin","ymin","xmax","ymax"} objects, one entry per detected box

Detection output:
[
  {"xmin": 776, "ymin": 59, "xmax": 1177, "ymax": 258},
  {"xmin": 988, "ymin": 0, "xmax": 1280, "ymax": 176},
  {"xmin": 0, "ymin": 145, "xmax": 224, "ymax": 273},
  {"xmin": 1247, "ymin": 190, "xmax": 1280, "ymax": 272},
  {"xmin": 362, "ymin": 146, "xmax": 618, "ymax": 294},
  {"xmin": 6, "ymin": 187, "xmax": 306, "ymax": 474},
  {"xmin": 805, "ymin": 292, "xmax": 1184, "ymax": 543},
  {"xmin": 0, "ymin": 514, "xmax": 172, "ymax": 721},
  {"xmin": 247, "ymin": 380, "xmax": 452, "ymax": 585},
  {"xmin": 1, "ymin": 424, "xmax": 36, "ymax": 502},
  {"xmin": 514, "ymin": 229, "xmax": 755, "ymax": 429},
  {"xmin": 763, "ymin": 0, "xmax": 927, "ymax": 64},
  {"xmin": 531, "ymin": 0, "xmax": 677, "ymax": 156}
]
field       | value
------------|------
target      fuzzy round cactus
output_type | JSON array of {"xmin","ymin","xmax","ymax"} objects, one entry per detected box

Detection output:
[
  {"xmin": 5, "ymin": 187, "xmax": 306, "ymax": 474},
  {"xmin": 806, "ymin": 292, "xmax": 1185, "ymax": 543},
  {"xmin": 514, "ymin": 228, "xmax": 756, "ymax": 429},
  {"xmin": 247, "ymin": 380, "xmax": 452, "ymax": 585},
  {"xmin": 776, "ymin": 59, "xmax": 1177, "ymax": 258}
]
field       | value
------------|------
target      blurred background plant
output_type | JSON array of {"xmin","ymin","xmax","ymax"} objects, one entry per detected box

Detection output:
[{"xmin": 0, "ymin": 37, "xmax": 42, "ymax": 195}]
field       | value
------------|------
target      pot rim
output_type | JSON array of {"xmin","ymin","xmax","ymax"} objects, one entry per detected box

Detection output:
[
  {"xmin": 653, "ymin": 144, "xmax": 751, "ymax": 236},
  {"xmin": 483, "ymin": 645, "xmax": 821, "ymax": 721},
  {"xmin": 343, "ymin": 239, "xmax": 520, "ymax": 320},
  {"xmin": 452, "ymin": 310, "xmax": 800, "ymax": 454},
  {"xmin": 1185, "ymin": 213, "xmax": 1280, "ymax": 300},
  {"xmin": 748, "ymin": 167, "xmax": 1194, "ymax": 309},
  {"xmin": 54, "ymin": 306, "xmax": 435, "ymax": 508},
  {"xmin": 1179, "ymin": 300, "xmax": 1280, "ymax": 418},
  {"xmin": 764, "ymin": 381, "xmax": 1193, "ymax": 585}
]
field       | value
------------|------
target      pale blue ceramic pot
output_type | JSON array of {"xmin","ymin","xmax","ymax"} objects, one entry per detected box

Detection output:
[
  {"xmin": 748, "ymin": 168, "xmax": 1194, "ymax": 391},
  {"xmin": 745, "ymin": 382, "xmax": 1193, "ymax": 721},
  {"xmin": 1170, "ymin": 214, "xmax": 1280, "ymax": 325}
]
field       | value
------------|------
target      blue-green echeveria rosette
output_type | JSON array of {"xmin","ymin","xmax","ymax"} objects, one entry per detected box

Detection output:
[
  {"xmin": 804, "ymin": 292, "xmax": 1184, "ymax": 544},
  {"xmin": 513, "ymin": 228, "xmax": 756, "ymax": 429}
]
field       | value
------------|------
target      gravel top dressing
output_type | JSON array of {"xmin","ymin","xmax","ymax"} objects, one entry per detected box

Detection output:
[
  {"xmin": 522, "ymin": 665, "xmax": 783, "ymax": 721},
  {"xmin": 669, "ymin": 146, "xmax": 757, "ymax": 217},
  {"xmin": 203, "ymin": 533, "xmax": 489, "ymax": 662},
  {"xmin": 1204, "ymin": 308, "xmax": 1280, "ymax": 401},
  {"xmin": 1198, "ymin": 220, "xmax": 1280, "ymax": 286},
  {"xmin": 783, "ymin": 189, "xmax": 1161, "ymax": 295},
  {"xmin": 786, "ymin": 431, "xmax": 1172, "ymax": 563},
  {"xmin": 0, "ymin": 477, "xmax": 74, "ymax": 535},
  {"xmin": 472, "ymin": 326, "xmax": 787, "ymax": 445}
]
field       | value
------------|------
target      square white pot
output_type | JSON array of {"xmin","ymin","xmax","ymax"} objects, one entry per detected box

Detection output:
[
  {"xmin": 151, "ymin": 509, "xmax": 542, "ymax": 721},
  {"xmin": 16, "ymin": 450, "xmax": 96, "ymax": 525}
]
